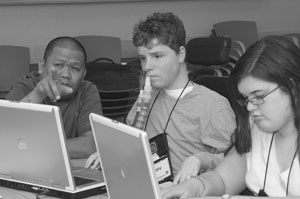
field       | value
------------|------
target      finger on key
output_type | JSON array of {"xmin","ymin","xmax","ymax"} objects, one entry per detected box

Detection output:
[
  {"xmin": 91, "ymin": 160, "xmax": 100, "ymax": 170},
  {"xmin": 85, "ymin": 153, "xmax": 97, "ymax": 168}
]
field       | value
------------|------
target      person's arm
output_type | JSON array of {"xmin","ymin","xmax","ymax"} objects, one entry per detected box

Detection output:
[
  {"xmin": 174, "ymin": 102, "xmax": 236, "ymax": 184},
  {"xmin": 6, "ymin": 70, "xmax": 72, "ymax": 103},
  {"xmin": 198, "ymin": 195, "xmax": 299, "ymax": 199},
  {"xmin": 71, "ymin": 82, "xmax": 102, "ymax": 159},
  {"xmin": 66, "ymin": 131, "xmax": 96, "ymax": 159},
  {"xmin": 199, "ymin": 196, "xmax": 299, "ymax": 199},
  {"xmin": 161, "ymin": 148, "xmax": 246, "ymax": 199},
  {"xmin": 173, "ymin": 153, "xmax": 224, "ymax": 184},
  {"xmin": 193, "ymin": 151, "xmax": 224, "ymax": 172},
  {"xmin": 203, "ymin": 148, "xmax": 247, "ymax": 196},
  {"xmin": 6, "ymin": 72, "xmax": 39, "ymax": 101},
  {"xmin": 196, "ymin": 104, "xmax": 236, "ymax": 171}
]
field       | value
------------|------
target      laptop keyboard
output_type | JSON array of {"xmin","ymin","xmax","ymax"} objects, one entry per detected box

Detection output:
[{"xmin": 74, "ymin": 176, "xmax": 96, "ymax": 186}]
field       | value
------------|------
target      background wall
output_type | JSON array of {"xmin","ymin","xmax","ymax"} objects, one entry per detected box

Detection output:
[{"xmin": 0, "ymin": 0, "xmax": 299, "ymax": 63}]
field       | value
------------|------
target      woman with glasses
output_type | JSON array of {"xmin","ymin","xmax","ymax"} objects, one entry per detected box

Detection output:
[{"xmin": 161, "ymin": 35, "xmax": 300, "ymax": 198}]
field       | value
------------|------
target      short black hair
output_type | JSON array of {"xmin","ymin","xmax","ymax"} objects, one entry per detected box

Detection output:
[{"xmin": 43, "ymin": 36, "xmax": 87, "ymax": 64}]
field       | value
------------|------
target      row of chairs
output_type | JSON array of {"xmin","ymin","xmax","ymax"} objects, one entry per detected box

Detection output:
[
  {"xmin": 187, "ymin": 21, "xmax": 300, "ymax": 79},
  {"xmin": 0, "ymin": 45, "xmax": 30, "ymax": 99},
  {"xmin": 2, "ymin": 22, "xmax": 300, "ymax": 121},
  {"xmin": 75, "ymin": 36, "xmax": 141, "ymax": 122},
  {"xmin": 187, "ymin": 20, "xmax": 259, "ymax": 80}
]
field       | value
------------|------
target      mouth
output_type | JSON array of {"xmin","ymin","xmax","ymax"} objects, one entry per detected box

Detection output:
[
  {"xmin": 60, "ymin": 80, "xmax": 71, "ymax": 87},
  {"xmin": 251, "ymin": 114, "xmax": 264, "ymax": 121},
  {"xmin": 148, "ymin": 75, "xmax": 158, "ymax": 80}
]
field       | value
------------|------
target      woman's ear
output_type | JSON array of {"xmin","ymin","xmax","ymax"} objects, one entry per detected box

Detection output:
[{"xmin": 38, "ymin": 60, "xmax": 45, "ymax": 74}]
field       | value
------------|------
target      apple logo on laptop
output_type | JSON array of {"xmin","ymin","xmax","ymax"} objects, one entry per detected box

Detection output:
[
  {"xmin": 17, "ymin": 138, "xmax": 28, "ymax": 151},
  {"xmin": 120, "ymin": 166, "xmax": 128, "ymax": 179}
]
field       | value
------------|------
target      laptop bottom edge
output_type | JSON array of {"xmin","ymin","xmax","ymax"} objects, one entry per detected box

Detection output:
[{"xmin": 0, "ymin": 178, "xmax": 106, "ymax": 199}]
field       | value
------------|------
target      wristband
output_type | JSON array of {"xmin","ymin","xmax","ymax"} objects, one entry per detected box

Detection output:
[
  {"xmin": 222, "ymin": 194, "xmax": 231, "ymax": 199},
  {"xmin": 27, "ymin": 93, "xmax": 32, "ymax": 103}
]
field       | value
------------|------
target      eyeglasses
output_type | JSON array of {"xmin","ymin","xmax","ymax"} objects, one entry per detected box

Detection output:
[{"xmin": 237, "ymin": 86, "xmax": 280, "ymax": 107}]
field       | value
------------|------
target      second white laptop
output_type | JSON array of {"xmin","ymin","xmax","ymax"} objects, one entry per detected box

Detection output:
[{"xmin": 90, "ymin": 113, "xmax": 161, "ymax": 199}]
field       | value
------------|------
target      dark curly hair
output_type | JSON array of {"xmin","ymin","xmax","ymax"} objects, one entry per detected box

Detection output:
[{"xmin": 132, "ymin": 12, "xmax": 186, "ymax": 54}]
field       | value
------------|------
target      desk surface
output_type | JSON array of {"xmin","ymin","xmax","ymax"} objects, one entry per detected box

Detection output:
[{"xmin": 0, "ymin": 159, "xmax": 108, "ymax": 199}]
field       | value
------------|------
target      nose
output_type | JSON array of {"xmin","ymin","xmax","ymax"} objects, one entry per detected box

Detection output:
[
  {"xmin": 60, "ymin": 66, "xmax": 71, "ymax": 79},
  {"xmin": 246, "ymin": 101, "xmax": 258, "ymax": 112},
  {"xmin": 142, "ymin": 58, "xmax": 153, "ymax": 73}
]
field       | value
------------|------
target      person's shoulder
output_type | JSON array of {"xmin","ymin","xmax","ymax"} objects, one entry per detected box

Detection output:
[
  {"xmin": 77, "ymin": 80, "xmax": 99, "ymax": 100},
  {"xmin": 22, "ymin": 71, "xmax": 40, "ymax": 82},
  {"xmin": 80, "ymin": 80, "xmax": 98, "ymax": 91},
  {"xmin": 192, "ymin": 83, "xmax": 227, "ymax": 101},
  {"xmin": 191, "ymin": 83, "xmax": 232, "ymax": 109},
  {"xmin": 13, "ymin": 71, "xmax": 40, "ymax": 88}
]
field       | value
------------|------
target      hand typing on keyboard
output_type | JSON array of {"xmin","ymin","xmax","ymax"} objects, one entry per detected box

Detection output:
[{"xmin": 85, "ymin": 152, "xmax": 101, "ymax": 170}]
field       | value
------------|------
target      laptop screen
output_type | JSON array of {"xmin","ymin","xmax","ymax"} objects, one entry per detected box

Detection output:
[
  {"xmin": 90, "ymin": 113, "xmax": 161, "ymax": 199},
  {"xmin": 0, "ymin": 100, "xmax": 74, "ymax": 190}
]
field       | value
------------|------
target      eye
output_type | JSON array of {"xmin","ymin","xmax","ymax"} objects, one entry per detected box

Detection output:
[
  {"xmin": 72, "ymin": 67, "xmax": 80, "ymax": 72},
  {"xmin": 139, "ymin": 56, "xmax": 146, "ymax": 63},
  {"xmin": 154, "ymin": 54, "xmax": 162, "ymax": 59},
  {"xmin": 254, "ymin": 95, "xmax": 264, "ymax": 101},
  {"xmin": 54, "ymin": 63, "xmax": 63, "ymax": 68}
]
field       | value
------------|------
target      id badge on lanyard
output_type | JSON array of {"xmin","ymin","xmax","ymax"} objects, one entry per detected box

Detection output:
[
  {"xmin": 149, "ymin": 133, "xmax": 173, "ymax": 183},
  {"xmin": 146, "ymin": 80, "xmax": 190, "ymax": 183}
]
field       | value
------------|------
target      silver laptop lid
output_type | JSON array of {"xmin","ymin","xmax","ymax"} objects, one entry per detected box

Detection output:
[
  {"xmin": 90, "ymin": 113, "xmax": 161, "ymax": 199},
  {"xmin": 0, "ymin": 99, "xmax": 75, "ymax": 191}
]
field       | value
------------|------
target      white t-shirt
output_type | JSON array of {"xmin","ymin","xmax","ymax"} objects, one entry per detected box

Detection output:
[
  {"xmin": 164, "ymin": 85, "xmax": 193, "ymax": 99},
  {"xmin": 245, "ymin": 125, "xmax": 300, "ymax": 196}
]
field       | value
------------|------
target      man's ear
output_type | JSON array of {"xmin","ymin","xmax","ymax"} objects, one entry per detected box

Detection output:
[
  {"xmin": 38, "ymin": 60, "xmax": 45, "ymax": 74},
  {"xmin": 82, "ymin": 68, "xmax": 87, "ymax": 81},
  {"xmin": 178, "ymin": 46, "xmax": 186, "ymax": 63}
]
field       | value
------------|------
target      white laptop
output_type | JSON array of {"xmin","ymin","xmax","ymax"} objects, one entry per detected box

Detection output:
[
  {"xmin": 90, "ymin": 113, "xmax": 161, "ymax": 199},
  {"xmin": 0, "ymin": 99, "xmax": 106, "ymax": 199}
]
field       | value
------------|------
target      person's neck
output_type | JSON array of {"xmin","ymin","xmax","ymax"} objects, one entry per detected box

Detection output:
[
  {"xmin": 167, "ymin": 78, "xmax": 189, "ymax": 90},
  {"xmin": 164, "ymin": 80, "xmax": 192, "ymax": 99},
  {"xmin": 276, "ymin": 120, "xmax": 298, "ymax": 139},
  {"xmin": 165, "ymin": 65, "xmax": 189, "ymax": 90}
]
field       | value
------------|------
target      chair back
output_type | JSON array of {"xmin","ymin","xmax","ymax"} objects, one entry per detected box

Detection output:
[
  {"xmin": 283, "ymin": 33, "xmax": 300, "ymax": 47},
  {"xmin": 75, "ymin": 35, "xmax": 122, "ymax": 63},
  {"xmin": 187, "ymin": 37, "xmax": 231, "ymax": 66},
  {"xmin": 186, "ymin": 37, "xmax": 232, "ymax": 78},
  {"xmin": 84, "ymin": 59, "xmax": 140, "ymax": 122},
  {"xmin": 194, "ymin": 76, "xmax": 230, "ymax": 101},
  {"xmin": 212, "ymin": 20, "xmax": 259, "ymax": 49},
  {"xmin": 0, "ymin": 45, "xmax": 30, "ymax": 96}
]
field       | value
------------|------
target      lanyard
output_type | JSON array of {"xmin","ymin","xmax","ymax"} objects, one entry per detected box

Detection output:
[
  {"xmin": 260, "ymin": 132, "xmax": 297, "ymax": 196},
  {"xmin": 144, "ymin": 80, "xmax": 190, "ymax": 133}
]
